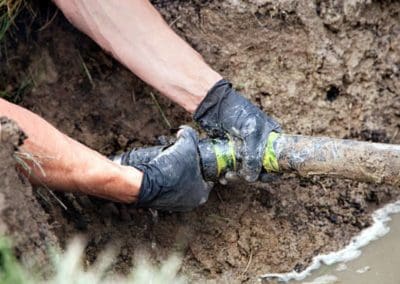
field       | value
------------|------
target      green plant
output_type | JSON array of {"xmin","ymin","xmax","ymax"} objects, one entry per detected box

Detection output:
[
  {"xmin": 0, "ymin": 237, "xmax": 187, "ymax": 284},
  {"xmin": 0, "ymin": 238, "xmax": 31, "ymax": 284},
  {"xmin": 0, "ymin": 0, "xmax": 24, "ymax": 41}
]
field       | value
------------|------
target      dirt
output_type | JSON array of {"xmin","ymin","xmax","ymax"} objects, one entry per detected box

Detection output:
[
  {"xmin": 0, "ymin": 0, "xmax": 400, "ymax": 283},
  {"xmin": 0, "ymin": 117, "xmax": 59, "ymax": 275}
]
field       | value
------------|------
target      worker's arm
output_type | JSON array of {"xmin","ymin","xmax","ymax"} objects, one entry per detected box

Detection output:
[
  {"xmin": 1, "ymin": 99, "xmax": 210, "ymax": 210},
  {"xmin": 53, "ymin": 0, "xmax": 222, "ymax": 113},
  {"xmin": 0, "ymin": 98, "xmax": 142, "ymax": 202},
  {"xmin": 54, "ymin": 0, "xmax": 282, "ymax": 182}
]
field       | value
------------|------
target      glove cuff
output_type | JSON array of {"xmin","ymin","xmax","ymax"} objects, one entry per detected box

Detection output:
[
  {"xmin": 132, "ymin": 164, "xmax": 155, "ymax": 206},
  {"xmin": 193, "ymin": 78, "xmax": 231, "ymax": 120},
  {"xmin": 193, "ymin": 79, "xmax": 233, "ymax": 135}
]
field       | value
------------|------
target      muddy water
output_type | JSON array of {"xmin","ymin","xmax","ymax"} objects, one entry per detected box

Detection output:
[
  {"xmin": 299, "ymin": 208, "xmax": 400, "ymax": 284},
  {"xmin": 262, "ymin": 200, "xmax": 400, "ymax": 283}
]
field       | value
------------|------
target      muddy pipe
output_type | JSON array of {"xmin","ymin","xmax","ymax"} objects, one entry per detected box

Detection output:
[{"xmin": 113, "ymin": 133, "xmax": 400, "ymax": 186}]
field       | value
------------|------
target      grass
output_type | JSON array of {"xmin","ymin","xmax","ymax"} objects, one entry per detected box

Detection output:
[
  {"xmin": 78, "ymin": 51, "xmax": 95, "ymax": 88},
  {"xmin": 0, "ymin": 237, "xmax": 186, "ymax": 284},
  {"xmin": 150, "ymin": 92, "xmax": 172, "ymax": 129},
  {"xmin": 0, "ymin": 11, "xmax": 11, "ymax": 41},
  {"xmin": 0, "ymin": 238, "xmax": 29, "ymax": 284},
  {"xmin": 0, "ymin": 0, "xmax": 24, "ymax": 41},
  {"xmin": 0, "ymin": 1, "xmax": 32, "ymax": 103}
]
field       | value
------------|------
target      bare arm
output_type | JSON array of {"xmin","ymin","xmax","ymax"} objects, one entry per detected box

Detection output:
[
  {"xmin": 53, "ymin": 0, "xmax": 222, "ymax": 113},
  {"xmin": 0, "ymin": 0, "xmax": 220, "ymax": 204},
  {"xmin": 0, "ymin": 99, "xmax": 142, "ymax": 203}
]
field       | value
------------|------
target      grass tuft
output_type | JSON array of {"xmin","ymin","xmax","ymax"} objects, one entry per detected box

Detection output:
[
  {"xmin": 0, "ymin": 237, "xmax": 186, "ymax": 284},
  {"xmin": 0, "ymin": 238, "xmax": 31, "ymax": 284},
  {"xmin": 0, "ymin": 0, "xmax": 24, "ymax": 41}
]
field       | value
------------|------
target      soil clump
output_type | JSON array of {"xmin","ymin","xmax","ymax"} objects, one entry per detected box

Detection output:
[{"xmin": 0, "ymin": 117, "xmax": 59, "ymax": 275}]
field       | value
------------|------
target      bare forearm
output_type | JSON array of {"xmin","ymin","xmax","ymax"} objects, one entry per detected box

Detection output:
[
  {"xmin": 54, "ymin": 0, "xmax": 222, "ymax": 113},
  {"xmin": 0, "ymin": 99, "xmax": 142, "ymax": 202}
]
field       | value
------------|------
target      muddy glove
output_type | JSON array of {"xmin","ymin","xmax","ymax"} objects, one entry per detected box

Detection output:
[
  {"xmin": 133, "ymin": 126, "xmax": 211, "ymax": 212},
  {"xmin": 194, "ymin": 79, "xmax": 281, "ymax": 182}
]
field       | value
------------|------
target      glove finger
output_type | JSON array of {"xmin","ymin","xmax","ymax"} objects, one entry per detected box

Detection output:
[
  {"xmin": 169, "ymin": 126, "xmax": 198, "ymax": 155},
  {"xmin": 198, "ymin": 181, "xmax": 213, "ymax": 206},
  {"xmin": 151, "ymin": 126, "xmax": 197, "ymax": 163},
  {"xmin": 176, "ymin": 126, "xmax": 210, "ymax": 208},
  {"xmin": 239, "ymin": 132, "xmax": 265, "ymax": 182},
  {"xmin": 156, "ymin": 135, "xmax": 176, "ymax": 146},
  {"xmin": 176, "ymin": 125, "xmax": 199, "ymax": 141},
  {"xmin": 265, "ymin": 116, "xmax": 282, "ymax": 133}
]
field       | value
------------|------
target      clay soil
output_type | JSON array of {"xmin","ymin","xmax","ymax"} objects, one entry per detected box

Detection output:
[{"xmin": 0, "ymin": 0, "xmax": 399, "ymax": 283}]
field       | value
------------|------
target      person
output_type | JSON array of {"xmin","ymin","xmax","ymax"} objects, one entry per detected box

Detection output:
[{"xmin": 0, "ymin": 0, "xmax": 280, "ymax": 211}]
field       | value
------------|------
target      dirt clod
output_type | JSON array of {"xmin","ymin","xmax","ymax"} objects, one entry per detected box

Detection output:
[{"xmin": 0, "ymin": 117, "xmax": 59, "ymax": 275}]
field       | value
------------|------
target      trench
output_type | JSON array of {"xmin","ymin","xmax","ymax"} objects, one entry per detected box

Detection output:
[{"xmin": 0, "ymin": 1, "xmax": 399, "ymax": 283}]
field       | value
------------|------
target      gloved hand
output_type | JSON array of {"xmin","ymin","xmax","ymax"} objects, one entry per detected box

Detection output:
[
  {"xmin": 194, "ymin": 79, "xmax": 281, "ymax": 182},
  {"xmin": 133, "ymin": 126, "xmax": 212, "ymax": 212}
]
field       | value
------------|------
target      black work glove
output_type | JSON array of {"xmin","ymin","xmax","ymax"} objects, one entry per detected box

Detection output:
[
  {"xmin": 133, "ymin": 126, "xmax": 212, "ymax": 212},
  {"xmin": 194, "ymin": 79, "xmax": 281, "ymax": 182}
]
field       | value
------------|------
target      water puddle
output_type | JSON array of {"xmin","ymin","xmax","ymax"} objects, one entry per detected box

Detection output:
[{"xmin": 261, "ymin": 200, "xmax": 400, "ymax": 284}]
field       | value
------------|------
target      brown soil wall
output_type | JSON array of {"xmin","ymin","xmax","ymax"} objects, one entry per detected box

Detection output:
[{"xmin": 0, "ymin": 117, "xmax": 58, "ymax": 275}]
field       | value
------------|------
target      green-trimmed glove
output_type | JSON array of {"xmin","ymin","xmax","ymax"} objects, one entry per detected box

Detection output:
[
  {"xmin": 194, "ymin": 79, "xmax": 281, "ymax": 182},
  {"xmin": 133, "ymin": 126, "xmax": 211, "ymax": 212}
]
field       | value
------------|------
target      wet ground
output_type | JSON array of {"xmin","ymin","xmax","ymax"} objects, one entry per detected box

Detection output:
[
  {"xmin": 298, "ymin": 201, "xmax": 400, "ymax": 284},
  {"xmin": 0, "ymin": 0, "xmax": 400, "ymax": 282}
]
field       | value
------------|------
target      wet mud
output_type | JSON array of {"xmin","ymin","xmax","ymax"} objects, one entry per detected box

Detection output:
[
  {"xmin": 0, "ymin": 0, "xmax": 400, "ymax": 283},
  {"xmin": 296, "ymin": 201, "xmax": 400, "ymax": 284},
  {"xmin": 0, "ymin": 117, "xmax": 59, "ymax": 275}
]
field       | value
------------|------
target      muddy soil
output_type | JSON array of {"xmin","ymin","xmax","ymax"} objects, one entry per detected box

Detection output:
[
  {"xmin": 0, "ymin": 117, "xmax": 58, "ymax": 274},
  {"xmin": 0, "ymin": 0, "xmax": 400, "ymax": 283}
]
